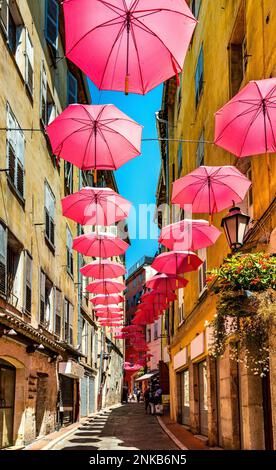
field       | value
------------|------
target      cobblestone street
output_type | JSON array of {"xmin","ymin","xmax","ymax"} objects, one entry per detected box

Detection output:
[{"xmin": 51, "ymin": 404, "xmax": 178, "ymax": 451}]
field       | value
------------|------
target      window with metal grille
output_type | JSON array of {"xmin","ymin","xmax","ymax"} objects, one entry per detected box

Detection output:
[
  {"xmin": 67, "ymin": 71, "xmax": 78, "ymax": 105},
  {"xmin": 64, "ymin": 161, "xmax": 73, "ymax": 195},
  {"xmin": 0, "ymin": 223, "xmax": 7, "ymax": 297},
  {"xmin": 198, "ymin": 248, "xmax": 207, "ymax": 296},
  {"xmin": 55, "ymin": 288, "xmax": 62, "ymax": 337},
  {"xmin": 66, "ymin": 225, "xmax": 73, "ymax": 276},
  {"xmin": 45, "ymin": 0, "xmax": 59, "ymax": 51},
  {"xmin": 24, "ymin": 251, "xmax": 32, "ymax": 314},
  {"xmin": 6, "ymin": 104, "xmax": 25, "ymax": 199},
  {"xmin": 195, "ymin": 45, "xmax": 204, "ymax": 107},
  {"xmin": 196, "ymin": 130, "xmax": 204, "ymax": 167},
  {"xmin": 45, "ymin": 181, "xmax": 55, "ymax": 249}
]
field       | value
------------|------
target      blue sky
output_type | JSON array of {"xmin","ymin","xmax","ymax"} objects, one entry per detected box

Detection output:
[{"xmin": 88, "ymin": 82, "xmax": 163, "ymax": 271}]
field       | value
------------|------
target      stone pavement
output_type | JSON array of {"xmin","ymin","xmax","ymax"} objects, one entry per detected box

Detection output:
[{"xmin": 50, "ymin": 403, "xmax": 178, "ymax": 451}]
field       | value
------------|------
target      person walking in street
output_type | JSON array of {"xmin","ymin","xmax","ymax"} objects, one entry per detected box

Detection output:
[
  {"xmin": 154, "ymin": 384, "xmax": 163, "ymax": 415},
  {"xmin": 136, "ymin": 387, "xmax": 141, "ymax": 403},
  {"xmin": 149, "ymin": 386, "xmax": 155, "ymax": 415}
]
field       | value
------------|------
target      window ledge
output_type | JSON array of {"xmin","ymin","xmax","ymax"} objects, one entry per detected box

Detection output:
[
  {"xmin": 44, "ymin": 235, "xmax": 55, "ymax": 255},
  {"xmin": 7, "ymin": 178, "xmax": 25, "ymax": 208},
  {"xmin": 198, "ymin": 286, "xmax": 208, "ymax": 300}
]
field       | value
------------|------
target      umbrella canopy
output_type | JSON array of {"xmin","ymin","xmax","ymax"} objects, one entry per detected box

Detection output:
[
  {"xmin": 95, "ymin": 313, "xmax": 123, "ymax": 320},
  {"xmin": 86, "ymin": 279, "xmax": 126, "ymax": 294},
  {"xmin": 73, "ymin": 232, "xmax": 129, "ymax": 257},
  {"xmin": 140, "ymin": 291, "xmax": 177, "ymax": 303},
  {"xmin": 151, "ymin": 251, "xmax": 202, "ymax": 275},
  {"xmin": 94, "ymin": 305, "xmax": 123, "ymax": 313},
  {"xmin": 172, "ymin": 166, "xmax": 251, "ymax": 216},
  {"xmin": 90, "ymin": 294, "xmax": 124, "ymax": 305},
  {"xmin": 80, "ymin": 260, "xmax": 126, "ymax": 279},
  {"xmin": 62, "ymin": 187, "xmax": 131, "ymax": 226},
  {"xmin": 146, "ymin": 273, "xmax": 188, "ymax": 292},
  {"xmin": 63, "ymin": 0, "xmax": 197, "ymax": 95},
  {"xmin": 159, "ymin": 219, "xmax": 221, "ymax": 251},
  {"xmin": 47, "ymin": 104, "xmax": 142, "ymax": 170},
  {"xmin": 215, "ymin": 78, "xmax": 276, "ymax": 157}
]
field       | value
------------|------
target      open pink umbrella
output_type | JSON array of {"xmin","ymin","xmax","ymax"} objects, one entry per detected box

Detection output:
[
  {"xmin": 95, "ymin": 313, "xmax": 123, "ymax": 320},
  {"xmin": 63, "ymin": 0, "xmax": 197, "ymax": 95},
  {"xmin": 86, "ymin": 279, "xmax": 126, "ymax": 294},
  {"xmin": 47, "ymin": 104, "xmax": 142, "ymax": 171},
  {"xmin": 159, "ymin": 219, "xmax": 221, "ymax": 251},
  {"xmin": 90, "ymin": 294, "xmax": 124, "ymax": 306},
  {"xmin": 140, "ymin": 291, "xmax": 177, "ymax": 303},
  {"xmin": 80, "ymin": 260, "xmax": 126, "ymax": 279},
  {"xmin": 215, "ymin": 78, "xmax": 276, "ymax": 157},
  {"xmin": 151, "ymin": 251, "xmax": 202, "ymax": 275},
  {"xmin": 146, "ymin": 273, "xmax": 188, "ymax": 292},
  {"xmin": 172, "ymin": 166, "xmax": 251, "ymax": 219},
  {"xmin": 62, "ymin": 187, "xmax": 131, "ymax": 226},
  {"xmin": 94, "ymin": 306, "xmax": 123, "ymax": 314},
  {"xmin": 73, "ymin": 232, "xmax": 129, "ymax": 257}
]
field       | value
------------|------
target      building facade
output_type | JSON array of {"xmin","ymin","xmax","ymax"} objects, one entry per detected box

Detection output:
[
  {"xmin": 156, "ymin": 0, "xmax": 276, "ymax": 450},
  {"xmin": 0, "ymin": 0, "xmax": 125, "ymax": 449}
]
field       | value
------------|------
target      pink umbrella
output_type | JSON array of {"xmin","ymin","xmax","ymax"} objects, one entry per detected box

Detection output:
[
  {"xmin": 146, "ymin": 273, "xmax": 188, "ymax": 292},
  {"xmin": 100, "ymin": 321, "xmax": 122, "ymax": 326},
  {"xmin": 215, "ymin": 78, "xmax": 276, "ymax": 157},
  {"xmin": 90, "ymin": 294, "xmax": 124, "ymax": 305},
  {"xmin": 96, "ymin": 314, "xmax": 123, "ymax": 320},
  {"xmin": 172, "ymin": 166, "xmax": 251, "ymax": 219},
  {"xmin": 94, "ymin": 305, "xmax": 123, "ymax": 313},
  {"xmin": 63, "ymin": 0, "xmax": 197, "ymax": 95},
  {"xmin": 80, "ymin": 260, "xmax": 126, "ymax": 279},
  {"xmin": 73, "ymin": 232, "xmax": 129, "ymax": 257},
  {"xmin": 151, "ymin": 251, "xmax": 202, "ymax": 275},
  {"xmin": 62, "ymin": 187, "xmax": 131, "ymax": 226},
  {"xmin": 86, "ymin": 279, "xmax": 126, "ymax": 294},
  {"xmin": 46, "ymin": 104, "xmax": 142, "ymax": 171},
  {"xmin": 159, "ymin": 219, "xmax": 221, "ymax": 251},
  {"xmin": 141, "ymin": 291, "xmax": 177, "ymax": 303}
]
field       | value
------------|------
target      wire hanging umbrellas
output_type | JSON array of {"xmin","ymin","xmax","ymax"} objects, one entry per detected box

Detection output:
[
  {"xmin": 80, "ymin": 260, "xmax": 126, "ymax": 279},
  {"xmin": 62, "ymin": 187, "xmax": 131, "ymax": 226},
  {"xmin": 172, "ymin": 166, "xmax": 251, "ymax": 221},
  {"xmin": 151, "ymin": 251, "xmax": 202, "ymax": 275},
  {"xmin": 47, "ymin": 104, "xmax": 142, "ymax": 173},
  {"xmin": 73, "ymin": 232, "xmax": 129, "ymax": 257},
  {"xmin": 63, "ymin": 0, "xmax": 197, "ymax": 95},
  {"xmin": 159, "ymin": 219, "xmax": 221, "ymax": 251},
  {"xmin": 214, "ymin": 78, "xmax": 276, "ymax": 157}
]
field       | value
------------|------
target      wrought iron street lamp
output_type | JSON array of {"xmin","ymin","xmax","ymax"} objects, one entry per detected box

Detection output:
[{"xmin": 221, "ymin": 206, "xmax": 250, "ymax": 251}]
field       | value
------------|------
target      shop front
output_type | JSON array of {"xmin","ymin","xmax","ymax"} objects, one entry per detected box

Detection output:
[{"xmin": 58, "ymin": 360, "xmax": 84, "ymax": 426}]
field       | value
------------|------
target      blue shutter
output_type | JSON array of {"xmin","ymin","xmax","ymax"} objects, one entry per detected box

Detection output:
[
  {"xmin": 45, "ymin": 0, "xmax": 59, "ymax": 50},
  {"xmin": 67, "ymin": 71, "xmax": 78, "ymax": 105},
  {"xmin": 195, "ymin": 45, "xmax": 203, "ymax": 106}
]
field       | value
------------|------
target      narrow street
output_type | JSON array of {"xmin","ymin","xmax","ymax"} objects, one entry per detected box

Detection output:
[{"xmin": 51, "ymin": 404, "xmax": 178, "ymax": 451}]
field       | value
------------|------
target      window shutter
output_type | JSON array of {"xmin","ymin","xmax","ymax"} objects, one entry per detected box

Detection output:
[
  {"xmin": 40, "ymin": 62, "xmax": 47, "ymax": 125},
  {"xmin": 198, "ymin": 248, "xmax": 207, "ymax": 295},
  {"xmin": 55, "ymin": 288, "xmax": 62, "ymax": 336},
  {"xmin": 0, "ymin": 0, "xmax": 8, "ymax": 36},
  {"xmin": 66, "ymin": 226, "xmax": 73, "ymax": 275},
  {"xmin": 67, "ymin": 71, "xmax": 78, "ymax": 105},
  {"xmin": 196, "ymin": 131, "xmax": 204, "ymax": 167},
  {"xmin": 6, "ymin": 104, "xmax": 25, "ymax": 196},
  {"xmin": 94, "ymin": 332, "xmax": 98, "ymax": 366},
  {"xmin": 64, "ymin": 298, "xmax": 68, "ymax": 341},
  {"xmin": 45, "ymin": 0, "xmax": 59, "ymax": 50},
  {"xmin": 45, "ymin": 182, "xmax": 55, "ymax": 246},
  {"xmin": 0, "ymin": 223, "xmax": 7, "ymax": 296},
  {"xmin": 25, "ymin": 252, "xmax": 32, "ymax": 314},
  {"xmin": 69, "ymin": 302, "xmax": 73, "ymax": 345},
  {"xmin": 16, "ymin": 128, "xmax": 25, "ymax": 197},
  {"xmin": 25, "ymin": 29, "xmax": 34, "ymax": 94},
  {"xmin": 40, "ymin": 270, "xmax": 46, "ymax": 323}
]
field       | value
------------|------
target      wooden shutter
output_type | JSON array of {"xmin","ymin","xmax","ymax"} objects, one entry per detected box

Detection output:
[
  {"xmin": 66, "ymin": 226, "xmax": 73, "ymax": 275},
  {"xmin": 198, "ymin": 248, "xmax": 207, "ymax": 295},
  {"xmin": 25, "ymin": 29, "xmax": 34, "ymax": 94},
  {"xmin": 40, "ymin": 62, "xmax": 47, "ymax": 125},
  {"xmin": 16, "ymin": 127, "xmax": 25, "ymax": 198},
  {"xmin": 45, "ymin": 0, "xmax": 59, "ymax": 50},
  {"xmin": 69, "ymin": 302, "xmax": 73, "ymax": 345},
  {"xmin": 55, "ymin": 288, "xmax": 62, "ymax": 336},
  {"xmin": 67, "ymin": 71, "xmax": 78, "ymax": 104},
  {"xmin": 25, "ymin": 251, "xmax": 32, "ymax": 314},
  {"xmin": 45, "ymin": 182, "xmax": 55, "ymax": 247},
  {"xmin": 0, "ymin": 0, "xmax": 9, "ymax": 36},
  {"xmin": 64, "ymin": 298, "xmax": 68, "ymax": 341},
  {"xmin": 40, "ymin": 270, "xmax": 46, "ymax": 323},
  {"xmin": 0, "ymin": 223, "xmax": 7, "ymax": 296}
]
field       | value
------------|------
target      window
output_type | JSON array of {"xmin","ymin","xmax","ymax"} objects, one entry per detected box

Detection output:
[
  {"xmin": 147, "ymin": 327, "xmax": 151, "ymax": 343},
  {"xmin": 178, "ymin": 288, "xmax": 184, "ymax": 325},
  {"xmin": 66, "ymin": 225, "xmax": 73, "ymax": 276},
  {"xmin": 40, "ymin": 62, "xmax": 56, "ymax": 126},
  {"xmin": 67, "ymin": 71, "xmax": 78, "ymax": 104},
  {"xmin": 0, "ymin": 0, "xmax": 8, "ymax": 35},
  {"xmin": 45, "ymin": 0, "xmax": 59, "ymax": 51},
  {"xmin": 198, "ymin": 248, "xmax": 207, "ymax": 296},
  {"xmin": 0, "ymin": 222, "xmax": 7, "ymax": 296},
  {"xmin": 40, "ymin": 272, "xmax": 54, "ymax": 327},
  {"xmin": 6, "ymin": 231, "xmax": 23, "ymax": 309},
  {"xmin": 154, "ymin": 321, "xmax": 158, "ymax": 340},
  {"xmin": 195, "ymin": 45, "xmax": 203, "ymax": 107},
  {"xmin": 6, "ymin": 104, "xmax": 25, "ymax": 199},
  {"xmin": 196, "ymin": 130, "xmax": 204, "ymax": 167},
  {"xmin": 45, "ymin": 181, "xmax": 55, "ymax": 248},
  {"xmin": 82, "ymin": 319, "xmax": 88, "ymax": 356},
  {"xmin": 55, "ymin": 288, "xmax": 62, "ymax": 337},
  {"xmin": 191, "ymin": 0, "xmax": 201, "ymax": 18},
  {"xmin": 64, "ymin": 161, "xmax": 74, "ymax": 195},
  {"xmin": 64, "ymin": 298, "xmax": 73, "ymax": 345},
  {"xmin": 177, "ymin": 143, "xmax": 183, "ymax": 177},
  {"xmin": 24, "ymin": 251, "xmax": 32, "ymax": 314},
  {"xmin": 40, "ymin": 270, "xmax": 46, "ymax": 324},
  {"xmin": 229, "ymin": 3, "xmax": 247, "ymax": 97},
  {"xmin": 94, "ymin": 332, "xmax": 98, "ymax": 367},
  {"xmin": 25, "ymin": 29, "xmax": 34, "ymax": 95}
]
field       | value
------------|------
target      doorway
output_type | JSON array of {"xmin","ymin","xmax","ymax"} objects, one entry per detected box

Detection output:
[
  {"xmin": 35, "ymin": 373, "xmax": 48, "ymax": 437},
  {"xmin": 0, "ymin": 359, "xmax": 15, "ymax": 449},
  {"xmin": 198, "ymin": 360, "xmax": 208, "ymax": 436},
  {"xmin": 180, "ymin": 369, "xmax": 190, "ymax": 426}
]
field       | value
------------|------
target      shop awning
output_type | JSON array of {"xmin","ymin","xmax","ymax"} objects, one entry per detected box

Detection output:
[{"xmin": 135, "ymin": 371, "xmax": 159, "ymax": 382}]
